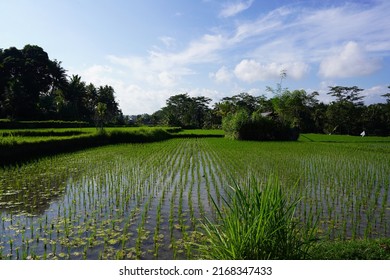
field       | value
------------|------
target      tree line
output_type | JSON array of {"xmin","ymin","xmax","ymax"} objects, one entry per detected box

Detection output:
[
  {"xmin": 0, "ymin": 45, "xmax": 122, "ymax": 124},
  {"xmin": 1, "ymin": 45, "xmax": 389, "ymax": 136},
  {"xmin": 148, "ymin": 85, "xmax": 390, "ymax": 136}
]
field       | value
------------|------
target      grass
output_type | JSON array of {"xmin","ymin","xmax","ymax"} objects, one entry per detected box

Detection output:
[
  {"xmin": 198, "ymin": 175, "xmax": 317, "ymax": 260},
  {"xmin": 0, "ymin": 126, "xmax": 181, "ymax": 144},
  {"xmin": 0, "ymin": 127, "xmax": 175, "ymax": 165},
  {"xmin": 309, "ymin": 238, "xmax": 390, "ymax": 260},
  {"xmin": 0, "ymin": 133, "xmax": 389, "ymax": 260},
  {"xmin": 175, "ymin": 129, "xmax": 225, "ymax": 136},
  {"xmin": 299, "ymin": 133, "xmax": 390, "ymax": 143}
]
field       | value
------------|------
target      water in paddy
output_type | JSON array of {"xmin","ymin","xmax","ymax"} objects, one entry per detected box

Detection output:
[
  {"xmin": 1, "ymin": 138, "xmax": 389, "ymax": 259},
  {"xmin": 0, "ymin": 139, "xmax": 224, "ymax": 260}
]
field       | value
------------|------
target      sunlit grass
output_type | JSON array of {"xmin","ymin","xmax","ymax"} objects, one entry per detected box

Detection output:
[
  {"xmin": 197, "ymin": 176, "xmax": 317, "ymax": 260},
  {"xmin": 0, "ymin": 136, "xmax": 389, "ymax": 259}
]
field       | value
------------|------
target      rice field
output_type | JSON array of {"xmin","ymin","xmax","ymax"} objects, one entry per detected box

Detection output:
[{"xmin": 0, "ymin": 136, "xmax": 389, "ymax": 259}]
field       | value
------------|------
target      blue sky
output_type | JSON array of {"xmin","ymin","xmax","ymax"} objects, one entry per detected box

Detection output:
[{"xmin": 1, "ymin": 0, "xmax": 390, "ymax": 115}]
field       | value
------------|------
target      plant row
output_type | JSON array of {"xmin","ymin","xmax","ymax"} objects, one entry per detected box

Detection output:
[
  {"xmin": 0, "ymin": 128, "xmax": 171, "ymax": 165},
  {"xmin": 0, "ymin": 120, "xmax": 90, "ymax": 129}
]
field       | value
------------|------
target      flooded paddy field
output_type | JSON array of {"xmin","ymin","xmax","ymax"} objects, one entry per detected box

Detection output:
[{"xmin": 1, "ymin": 138, "xmax": 389, "ymax": 259}]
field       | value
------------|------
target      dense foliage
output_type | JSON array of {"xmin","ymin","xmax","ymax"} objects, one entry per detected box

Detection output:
[
  {"xmin": 149, "ymin": 87, "xmax": 390, "ymax": 136},
  {"xmin": 151, "ymin": 93, "xmax": 215, "ymax": 128},
  {"xmin": 222, "ymin": 110, "xmax": 299, "ymax": 141},
  {"xmin": 0, "ymin": 45, "xmax": 122, "ymax": 123},
  {"xmin": 1, "ymin": 45, "xmax": 389, "ymax": 136}
]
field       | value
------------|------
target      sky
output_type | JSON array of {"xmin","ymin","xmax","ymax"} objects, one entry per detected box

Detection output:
[{"xmin": 1, "ymin": 0, "xmax": 390, "ymax": 115}]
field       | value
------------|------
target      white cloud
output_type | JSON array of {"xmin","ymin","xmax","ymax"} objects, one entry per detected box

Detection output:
[
  {"xmin": 159, "ymin": 36, "xmax": 176, "ymax": 48},
  {"xmin": 363, "ymin": 85, "xmax": 389, "ymax": 105},
  {"xmin": 234, "ymin": 59, "xmax": 309, "ymax": 82},
  {"xmin": 78, "ymin": 1, "xmax": 390, "ymax": 114},
  {"xmin": 187, "ymin": 87, "xmax": 223, "ymax": 104},
  {"xmin": 231, "ymin": 1, "xmax": 389, "ymax": 77},
  {"xmin": 319, "ymin": 41, "xmax": 381, "ymax": 78},
  {"xmin": 167, "ymin": 33, "xmax": 225, "ymax": 65},
  {"xmin": 234, "ymin": 59, "xmax": 272, "ymax": 82},
  {"xmin": 158, "ymin": 71, "xmax": 176, "ymax": 87},
  {"xmin": 219, "ymin": 0, "xmax": 254, "ymax": 18},
  {"xmin": 210, "ymin": 66, "xmax": 233, "ymax": 83},
  {"xmin": 108, "ymin": 1, "xmax": 388, "ymax": 90},
  {"xmin": 228, "ymin": 9, "xmax": 287, "ymax": 45}
]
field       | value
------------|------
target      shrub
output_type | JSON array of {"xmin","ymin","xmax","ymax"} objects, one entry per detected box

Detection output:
[
  {"xmin": 222, "ymin": 111, "xmax": 299, "ymax": 141},
  {"xmin": 197, "ymin": 176, "xmax": 317, "ymax": 260}
]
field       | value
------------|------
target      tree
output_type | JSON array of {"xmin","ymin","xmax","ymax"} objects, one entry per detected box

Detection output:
[
  {"xmin": 271, "ymin": 90, "xmax": 319, "ymax": 131},
  {"xmin": 266, "ymin": 69, "xmax": 287, "ymax": 96},
  {"xmin": 96, "ymin": 85, "xmax": 120, "ymax": 123},
  {"xmin": 325, "ymin": 86, "xmax": 365, "ymax": 135},
  {"xmin": 220, "ymin": 93, "xmax": 260, "ymax": 114},
  {"xmin": 311, "ymin": 101, "xmax": 328, "ymax": 133},
  {"xmin": 0, "ymin": 44, "xmax": 123, "ymax": 123},
  {"xmin": 61, "ymin": 75, "xmax": 86, "ymax": 120},
  {"xmin": 0, "ymin": 45, "xmax": 67, "ymax": 120},
  {"xmin": 327, "ymin": 86, "xmax": 364, "ymax": 105},
  {"xmin": 362, "ymin": 104, "xmax": 390, "ymax": 136},
  {"xmin": 382, "ymin": 86, "xmax": 390, "ymax": 104},
  {"xmin": 1, "ymin": 47, "xmax": 28, "ymax": 119},
  {"xmin": 38, "ymin": 60, "xmax": 68, "ymax": 119},
  {"xmin": 161, "ymin": 93, "xmax": 211, "ymax": 128},
  {"xmin": 0, "ymin": 48, "xmax": 6, "ymax": 117},
  {"xmin": 82, "ymin": 83, "xmax": 99, "ymax": 120},
  {"xmin": 95, "ymin": 102, "xmax": 107, "ymax": 132}
]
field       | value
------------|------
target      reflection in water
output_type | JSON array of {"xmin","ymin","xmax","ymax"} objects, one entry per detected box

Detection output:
[
  {"xmin": 0, "ymin": 141, "xmax": 220, "ymax": 260},
  {"xmin": 0, "ymin": 139, "xmax": 389, "ymax": 260},
  {"xmin": 0, "ymin": 166, "xmax": 82, "ymax": 216}
]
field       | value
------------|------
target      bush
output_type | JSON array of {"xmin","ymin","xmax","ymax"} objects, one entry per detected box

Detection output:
[
  {"xmin": 222, "ymin": 111, "xmax": 299, "ymax": 141},
  {"xmin": 197, "ymin": 176, "xmax": 317, "ymax": 259},
  {"xmin": 108, "ymin": 128, "xmax": 171, "ymax": 143}
]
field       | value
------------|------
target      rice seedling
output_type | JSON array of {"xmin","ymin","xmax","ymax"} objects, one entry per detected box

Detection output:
[{"xmin": 0, "ymin": 135, "xmax": 389, "ymax": 259}]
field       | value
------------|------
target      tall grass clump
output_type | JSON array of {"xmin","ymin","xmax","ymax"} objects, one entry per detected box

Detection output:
[{"xmin": 198, "ymin": 175, "xmax": 317, "ymax": 260}]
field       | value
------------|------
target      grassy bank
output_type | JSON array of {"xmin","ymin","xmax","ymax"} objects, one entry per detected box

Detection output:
[
  {"xmin": 0, "ymin": 127, "xmax": 226, "ymax": 165},
  {"xmin": 309, "ymin": 238, "xmax": 390, "ymax": 259},
  {"xmin": 0, "ymin": 128, "xmax": 174, "ymax": 165}
]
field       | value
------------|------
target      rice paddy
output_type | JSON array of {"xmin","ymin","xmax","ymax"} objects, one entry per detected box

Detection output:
[{"xmin": 0, "ymin": 136, "xmax": 389, "ymax": 259}]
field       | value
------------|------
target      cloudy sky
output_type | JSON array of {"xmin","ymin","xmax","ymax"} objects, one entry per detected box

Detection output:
[{"xmin": 1, "ymin": 0, "xmax": 390, "ymax": 114}]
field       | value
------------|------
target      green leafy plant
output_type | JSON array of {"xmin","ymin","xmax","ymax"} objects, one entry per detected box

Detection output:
[{"xmin": 198, "ymin": 175, "xmax": 317, "ymax": 259}]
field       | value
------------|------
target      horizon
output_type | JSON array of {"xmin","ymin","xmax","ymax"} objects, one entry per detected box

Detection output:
[{"xmin": 1, "ymin": 0, "xmax": 390, "ymax": 115}]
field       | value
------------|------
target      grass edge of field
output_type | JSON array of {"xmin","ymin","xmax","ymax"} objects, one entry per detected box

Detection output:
[{"xmin": 307, "ymin": 238, "xmax": 390, "ymax": 260}]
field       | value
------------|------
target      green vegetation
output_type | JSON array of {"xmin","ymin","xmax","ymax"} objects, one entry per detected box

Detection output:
[
  {"xmin": 0, "ymin": 120, "xmax": 89, "ymax": 129},
  {"xmin": 0, "ymin": 45, "xmax": 122, "ymax": 123},
  {"xmin": 145, "ymin": 87, "xmax": 390, "ymax": 137},
  {"xmin": 0, "ymin": 127, "xmax": 179, "ymax": 165},
  {"xmin": 198, "ymin": 176, "xmax": 317, "ymax": 259},
  {"xmin": 0, "ymin": 126, "xmax": 222, "ymax": 165},
  {"xmin": 309, "ymin": 238, "xmax": 390, "ymax": 260},
  {"xmin": 0, "ymin": 135, "xmax": 389, "ymax": 260},
  {"xmin": 222, "ymin": 110, "xmax": 298, "ymax": 141},
  {"xmin": 2, "ymin": 44, "xmax": 390, "ymax": 136},
  {"xmin": 1, "ymin": 43, "xmax": 389, "ymax": 261}
]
